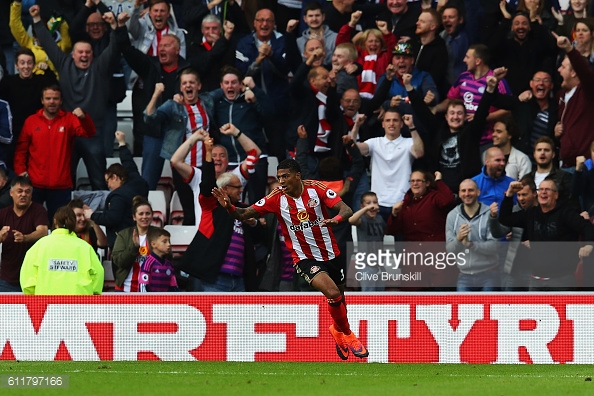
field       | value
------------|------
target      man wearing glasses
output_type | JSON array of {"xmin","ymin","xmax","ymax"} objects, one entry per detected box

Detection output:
[
  {"xmin": 172, "ymin": 128, "xmax": 263, "ymax": 292},
  {"xmin": 500, "ymin": 179, "xmax": 594, "ymax": 290}
]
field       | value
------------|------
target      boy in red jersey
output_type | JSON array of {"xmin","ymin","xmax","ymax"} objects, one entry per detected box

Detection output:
[{"xmin": 213, "ymin": 158, "xmax": 368, "ymax": 360}]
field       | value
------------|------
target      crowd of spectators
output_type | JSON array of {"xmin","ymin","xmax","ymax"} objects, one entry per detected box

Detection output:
[{"xmin": 0, "ymin": 0, "xmax": 594, "ymax": 293}]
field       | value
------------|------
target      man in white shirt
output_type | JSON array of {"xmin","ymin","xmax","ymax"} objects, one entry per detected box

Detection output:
[{"xmin": 352, "ymin": 107, "xmax": 424, "ymax": 221}]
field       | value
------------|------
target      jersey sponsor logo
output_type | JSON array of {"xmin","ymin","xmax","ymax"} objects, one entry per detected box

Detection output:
[
  {"xmin": 296, "ymin": 210, "xmax": 309, "ymax": 222},
  {"xmin": 255, "ymin": 198, "xmax": 266, "ymax": 207},
  {"xmin": 48, "ymin": 259, "xmax": 78, "ymax": 272},
  {"xmin": 463, "ymin": 91, "xmax": 474, "ymax": 103},
  {"xmin": 307, "ymin": 198, "xmax": 318, "ymax": 208},
  {"xmin": 289, "ymin": 218, "xmax": 322, "ymax": 232},
  {"xmin": 326, "ymin": 189, "xmax": 337, "ymax": 199}
]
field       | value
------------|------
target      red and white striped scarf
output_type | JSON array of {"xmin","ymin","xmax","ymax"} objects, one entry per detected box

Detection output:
[
  {"xmin": 184, "ymin": 101, "xmax": 209, "ymax": 167},
  {"xmin": 148, "ymin": 27, "xmax": 169, "ymax": 56},
  {"xmin": 313, "ymin": 89, "xmax": 332, "ymax": 153},
  {"xmin": 359, "ymin": 53, "xmax": 377, "ymax": 99}
]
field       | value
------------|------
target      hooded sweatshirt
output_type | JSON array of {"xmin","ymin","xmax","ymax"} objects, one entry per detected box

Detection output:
[{"xmin": 446, "ymin": 202, "xmax": 499, "ymax": 274}]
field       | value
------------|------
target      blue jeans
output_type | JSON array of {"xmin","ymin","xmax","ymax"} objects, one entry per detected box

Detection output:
[
  {"xmin": 33, "ymin": 188, "xmax": 72, "ymax": 224},
  {"xmin": 0, "ymin": 279, "xmax": 22, "ymax": 292},
  {"xmin": 188, "ymin": 273, "xmax": 245, "ymax": 292},
  {"xmin": 351, "ymin": 170, "xmax": 370, "ymax": 210},
  {"xmin": 379, "ymin": 205, "xmax": 392, "ymax": 224},
  {"xmin": 141, "ymin": 135, "xmax": 165, "ymax": 190},
  {"xmin": 457, "ymin": 269, "xmax": 500, "ymax": 291}
]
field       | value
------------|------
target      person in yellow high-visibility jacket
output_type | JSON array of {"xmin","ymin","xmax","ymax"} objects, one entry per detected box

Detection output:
[{"xmin": 20, "ymin": 206, "xmax": 104, "ymax": 295}]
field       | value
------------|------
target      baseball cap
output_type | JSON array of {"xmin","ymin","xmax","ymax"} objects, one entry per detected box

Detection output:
[{"xmin": 392, "ymin": 43, "xmax": 415, "ymax": 56}]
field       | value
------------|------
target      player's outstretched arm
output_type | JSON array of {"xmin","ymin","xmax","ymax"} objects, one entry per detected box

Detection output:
[
  {"xmin": 321, "ymin": 201, "xmax": 353, "ymax": 227},
  {"xmin": 212, "ymin": 187, "xmax": 261, "ymax": 221}
]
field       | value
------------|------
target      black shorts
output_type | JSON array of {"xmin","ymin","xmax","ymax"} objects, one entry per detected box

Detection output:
[{"xmin": 295, "ymin": 256, "xmax": 345, "ymax": 286}]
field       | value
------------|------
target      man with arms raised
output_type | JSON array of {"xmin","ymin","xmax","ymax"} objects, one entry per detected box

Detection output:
[{"xmin": 213, "ymin": 158, "xmax": 368, "ymax": 360}]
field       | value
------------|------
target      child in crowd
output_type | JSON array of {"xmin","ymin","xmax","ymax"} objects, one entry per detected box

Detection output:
[
  {"xmin": 138, "ymin": 228, "xmax": 179, "ymax": 292},
  {"xmin": 349, "ymin": 191, "xmax": 385, "ymax": 291}
]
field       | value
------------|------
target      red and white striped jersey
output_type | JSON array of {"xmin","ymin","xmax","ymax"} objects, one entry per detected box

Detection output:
[{"xmin": 252, "ymin": 180, "xmax": 342, "ymax": 264}]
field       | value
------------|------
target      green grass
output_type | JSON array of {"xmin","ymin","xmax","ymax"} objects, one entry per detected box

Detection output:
[{"xmin": 0, "ymin": 361, "xmax": 593, "ymax": 395}]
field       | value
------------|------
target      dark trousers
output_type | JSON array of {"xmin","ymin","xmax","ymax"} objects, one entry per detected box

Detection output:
[
  {"xmin": 33, "ymin": 187, "xmax": 72, "ymax": 223},
  {"xmin": 72, "ymin": 133, "xmax": 107, "ymax": 191}
]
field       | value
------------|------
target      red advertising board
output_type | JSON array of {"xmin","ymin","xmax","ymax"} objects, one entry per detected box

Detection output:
[{"xmin": 1, "ymin": 293, "xmax": 593, "ymax": 363}]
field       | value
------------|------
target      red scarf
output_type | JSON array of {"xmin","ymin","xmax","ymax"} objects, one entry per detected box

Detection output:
[
  {"xmin": 312, "ymin": 87, "xmax": 332, "ymax": 153},
  {"xmin": 359, "ymin": 53, "xmax": 377, "ymax": 99},
  {"xmin": 148, "ymin": 27, "xmax": 169, "ymax": 56},
  {"xmin": 184, "ymin": 101, "xmax": 209, "ymax": 167}
]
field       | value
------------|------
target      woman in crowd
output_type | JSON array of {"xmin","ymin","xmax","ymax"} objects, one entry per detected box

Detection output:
[
  {"xmin": 386, "ymin": 170, "xmax": 457, "ymax": 290},
  {"xmin": 20, "ymin": 206, "xmax": 104, "ymax": 295},
  {"xmin": 68, "ymin": 198, "xmax": 108, "ymax": 253},
  {"xmin": 573, "ymin": 18, "xmax": 594, "ymax": 68},
  {"xmin": 111, "ymin": 196, "xmax": 160, "ymax": 292}
]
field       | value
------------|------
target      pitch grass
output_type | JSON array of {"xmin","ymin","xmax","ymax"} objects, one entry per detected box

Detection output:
[{"xmin": 0, "ymin": 361, "xmax": 594, "ymax": 395}]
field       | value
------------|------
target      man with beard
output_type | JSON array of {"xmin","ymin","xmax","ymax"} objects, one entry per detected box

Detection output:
[
  {"xmin": 439, "ymin": 4, "xmax": 472, "ymax": 85},
  {"xmin": 144, "ymin": 69, "xmax": 215, "ymax": 224},
  {"xmin": 488, "ymin": 7, "xmax": 556, "ymax": 94},
  {"xmin": 14, "ymin": 85, "xmax": 96, "ymax": 223},
  {"xmin": 527, "ymin": 136, "xmax": 574, "ymax": 208},
  {"xmin": 472, "ymin": 147, "xmax": 514, "ymax": 207},
  {"xmin": 491, "ymin": 70, "xmax": 558, "ymax": 157},
  {"xmin": 413, "ymin": 8, "xmax": 449, "ymax": 100},
  {"xmin": 483, "ymin": 115, "xmax": 532, "ymax": 181}
]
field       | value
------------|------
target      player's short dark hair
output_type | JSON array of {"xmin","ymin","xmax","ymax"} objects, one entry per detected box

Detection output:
[
  {"xmin": 147, "ymin": 227, "xmax": 170, "ymax": 244},
  {"xmin": 278, "ymin": 159, "xmax": 301, "ymax": 174}
]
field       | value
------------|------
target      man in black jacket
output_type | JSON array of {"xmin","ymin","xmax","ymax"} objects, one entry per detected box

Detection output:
[{"xmin": 500, "ymin": 179, "xmax": 594, "ymax": 290}]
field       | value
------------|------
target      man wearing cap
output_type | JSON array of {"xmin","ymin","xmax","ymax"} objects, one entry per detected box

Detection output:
[
  {"xmin": 377, "ymin": 41, "xmax": 438, "ymax": 136},
  {"xmin": 488, "ymin": 7, "xmax": 556, "ymax": 95}
]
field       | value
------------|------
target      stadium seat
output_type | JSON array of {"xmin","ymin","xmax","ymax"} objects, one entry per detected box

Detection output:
[
  {"xmin": 76, "ymin": 159, "xmax": 91, "ymax": 190},
  {"xmin": 164, "ymin": 225, "xmax": 197, "ymax": 257},
  {"xmin": 169, "ymin": 191, "xmax": 184, "ymax": 225},
  {"xmin": 148, "ymin": 190, "xmax": 167, "ymax": 228},
  {"xmin": 267, "ymin": 156, "xmax": 278, "ymax": 183},
  {"xmin": 102, "ymin": 260, "xmax": 115, "ymax": 291},
  {"xmin": 157, "ymin": 160, "xmax": 174, "ymax": 208}
]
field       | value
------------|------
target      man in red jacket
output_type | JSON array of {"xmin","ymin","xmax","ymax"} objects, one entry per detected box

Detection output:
[{"xmin": 14, "ymin": 84, "xmax": 96, "ymax": 222}]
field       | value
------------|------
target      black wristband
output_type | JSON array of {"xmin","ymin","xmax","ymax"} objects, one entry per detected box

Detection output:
[
  {"xmin": 234, "ymin": 130, "xmax": 242, "ymax": 138},
  {"xmin": 409, "ymin": 127, "xmax": 417, "ymax": 132}
]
